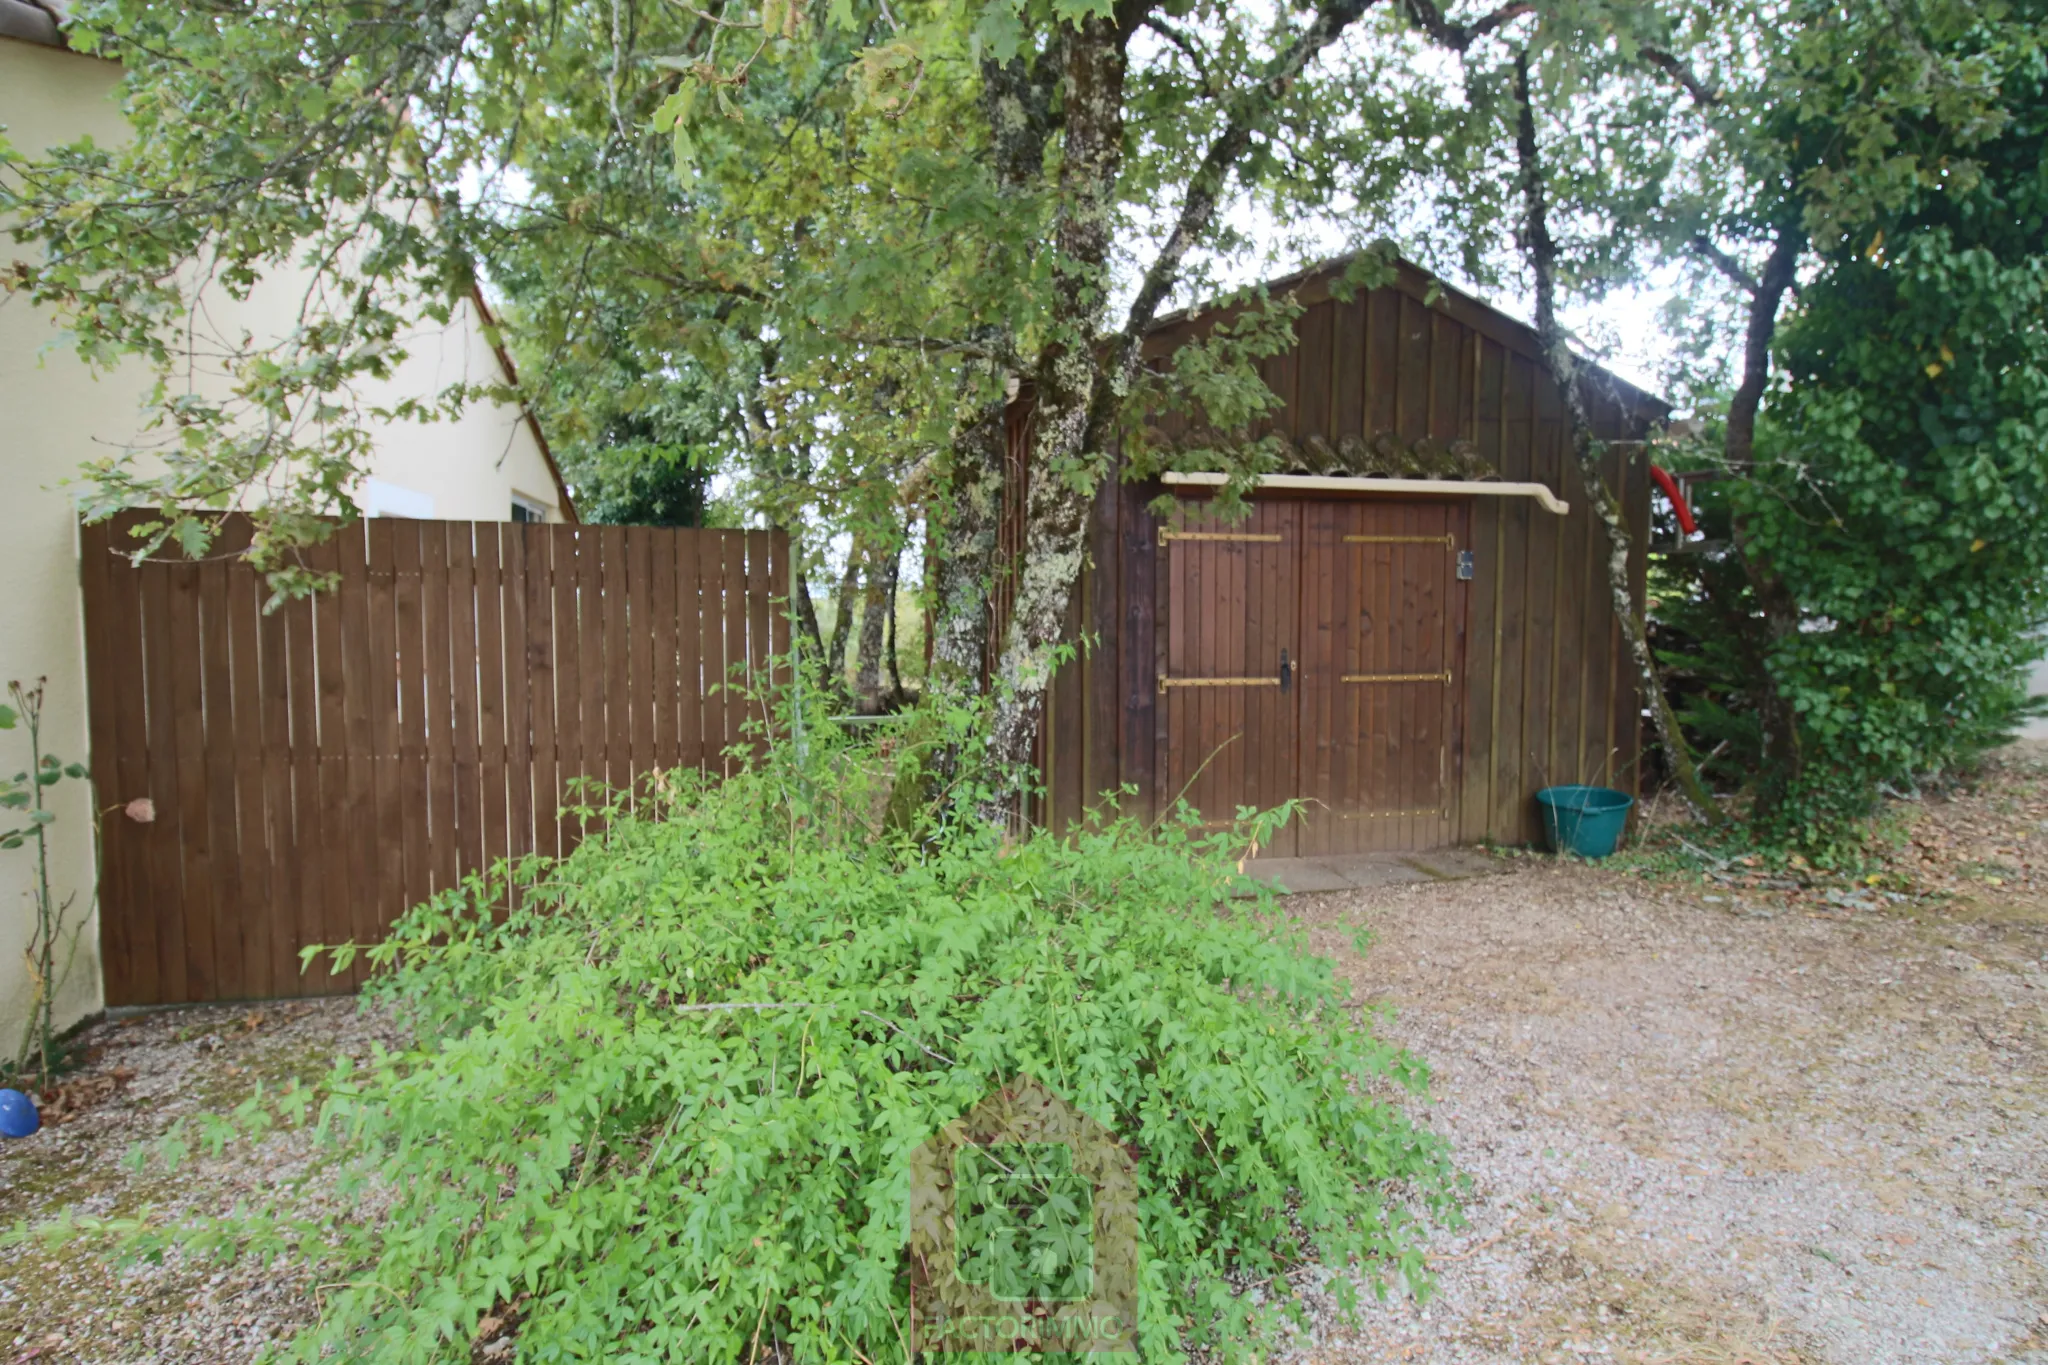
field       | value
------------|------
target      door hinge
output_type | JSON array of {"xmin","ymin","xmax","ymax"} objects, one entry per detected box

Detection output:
[
  {"xmin": 1157, "ymin": 674, "xmax": 1283, "ymax": 695},
  {"xmin": 1159, "ymin": 529, "xmax": 1283, "ymax": 548}
]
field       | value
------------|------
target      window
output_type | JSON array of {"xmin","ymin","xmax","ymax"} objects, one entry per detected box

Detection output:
[{"xmin": 510, "ymin": 494, "xmax": 548, "ymax": 523}]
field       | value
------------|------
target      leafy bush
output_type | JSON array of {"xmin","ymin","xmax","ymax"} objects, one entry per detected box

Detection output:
[
  {"xmin": 1653, "ymin": 17, "xmax": 2048, "ymax": 857},
  {"xmin": 179, "ymin": 715, "xmax": 1456, "ymax": 1361}
]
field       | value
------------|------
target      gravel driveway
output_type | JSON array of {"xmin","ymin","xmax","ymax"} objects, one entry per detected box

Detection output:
[
  {"xmin": 5, "ymin": 764, "xmax": 2046, "ymax": 1364},
  {"xmin": 1285, "ymin": 840, "xmax": 2048, "ymax": 1361}
]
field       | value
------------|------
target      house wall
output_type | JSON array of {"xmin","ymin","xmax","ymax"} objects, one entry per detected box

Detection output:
[
  {"xmin": 0, "ymin": 34, "xmax": 565, "ymax": 1045},
  {"xmin": 1028, "ymin": 263, "xmax": 1660, "ymax": 849}
]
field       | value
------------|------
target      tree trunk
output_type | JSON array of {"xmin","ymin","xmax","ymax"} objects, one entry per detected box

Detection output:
[
  {"xmin": 824, "ymin": 553, "xmax": 859, "ymax": 687},
  {"xmin": 926, "ymin": 374, "xmax": 1009, "ymax": 700},
  {"xmin": 885, "ymin": 547, "xmax": 905, "ymax": 704},
  {"xmin": 898, "ymin": 51, "xmax": 1062, "ymax": 825},
  {"xmin": 854, "ymin": 539, "xmax": 898, "ymax": 714},
  {"xmin": 1719, "ymin": 222, "xmax": 1807, "ymax": 815},
  {"xmin": 983, "ymin": 14, "xmax": 1131, "ymax": 808},
  {"xmin": 790, "ymin": 558, "xmax": 827, "ymax": 661},
  {"xmin": 1513, "ymin": 51, "xmax": 1723, "ymax": 828},
  {"xmin": 982, "ymin": 1, "xmax": 1376, "ymax": 813},
  {"xmin": 920, "ymin": 50, "xmax": 1055, "ymax": 709}
]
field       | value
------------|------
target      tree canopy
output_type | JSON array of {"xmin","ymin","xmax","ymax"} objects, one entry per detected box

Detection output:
[{"xmin": 4, "ymin": 0, "xmax": 2045, "ymax": 842}]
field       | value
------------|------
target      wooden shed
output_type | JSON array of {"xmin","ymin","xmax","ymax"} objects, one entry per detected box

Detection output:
[{"xmin": 1013, "ymin": 255, "xmax": 1665, "ymax": 855}]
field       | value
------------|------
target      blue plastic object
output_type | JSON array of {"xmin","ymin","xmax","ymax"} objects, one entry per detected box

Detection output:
[
  {"xmin": 0, "ymin": 1088, "xmax": 39, "ymax": 1139},
  {"xmin": 1536, "ymin": 785, "xmax": 1635, "ymax": 859}
]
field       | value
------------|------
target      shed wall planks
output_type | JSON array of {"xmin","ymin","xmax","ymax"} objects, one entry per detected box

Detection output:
[
  {"xmin": 80, "ymin": 513, "xmax": 787, "ymax": 1007},
  {"xmin": 1033, "ymin": 265, "xmax": 1658, "ymax": 850}
]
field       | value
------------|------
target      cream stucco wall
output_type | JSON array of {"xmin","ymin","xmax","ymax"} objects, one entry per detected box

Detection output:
[{"xmin": 1, "ymin": 34, "xmax": 565, "ymax": 1044}]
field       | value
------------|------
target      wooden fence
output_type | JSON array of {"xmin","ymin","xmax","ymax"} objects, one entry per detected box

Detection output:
[{"xmin": 80, "ymin": 513, "xmax": 790, "ymax": 1007}]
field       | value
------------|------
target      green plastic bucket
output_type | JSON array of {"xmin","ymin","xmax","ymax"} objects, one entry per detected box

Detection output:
[{"xmin": 1536, "ymin": 785, "xmax": 1634, "ymax": 859}]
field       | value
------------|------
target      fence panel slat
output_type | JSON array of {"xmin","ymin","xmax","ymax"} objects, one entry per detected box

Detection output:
[
  {"xmin": 168, "ymin": 557, "xmax": 222, "ymax": 1002},
  {"xmin": 225, "ymin": 541, "xmax": 275, "ymax": 1002},
  {"xmin": 510, "ymin": 527, "xmax": 547, "ymax": 864},
  {"xmin": 307, "ymin": 534, "xmax": 358, "ymax": 990},
  {"xmin": 648, "ymin": 526, "xmax": 679, "ymax": 774},
  {"xmin": 679, "ymin": 530, "xmax": 705, "ymax": 771},
  {"xmin": 422, "ymin": 524, "xmax": 458, "ymax": 896},
  {"xmin": 79, "ymin": 521, "xmax": 155, "ymax": 1006},
  {"xmin": 138, "ymin": 556, "xmax": 193, "ymax": 1003},
  {"xmin": 601, "ymin": 525, "xmax": 630, "ymax": 797},
  {"xmin": 721, "ymin": 532, "xmax": 747, "ymax": 771},
  {"xmin": 745, "ymin": 531, "xmax": 772, "ymax": 754},
  {"xmin": 366, "ymin": 520, "xmax": 406, "ymax": 952},
  {"xmin": 104, "ymin": 523, "xmax": 161, "ymax": 1005},
  {"xmin": 770, "ymin": 530, "xmax": 792, "ymax": 687},
  {"xmin": 279, "ymin": 570, "xmax": 323, "ymax": 997},
  {"xmin": 474, "ymin": 526, "xmax": 510, "ymax": 885},
  {"xmin": 336, "ymin": 523, "xmax": 380, "ymax": 989},
  {"xmin": 449, "ymin": 526, "xmax": 484, "ymax": 887},
  {"xmin": 554, "ymin": 524, "xmax": 586, "ymax": 850},
  {"xmin": 626, "ymin": 526, "xmax": 654, "ymax": 792},
  {"xmin": 198, "ymin": 559, "xmax": 249, "ymax": 999},
  {"xmin": 254, "ymin": 567, "xmax": 301, "ymax": 996},
  {"xmin": 392, "ymin": 522, "xmax": 432, "ymax": 931}
]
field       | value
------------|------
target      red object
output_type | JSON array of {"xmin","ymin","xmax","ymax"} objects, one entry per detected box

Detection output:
[{"xmin": 1650, "ymin": 465, "xmax": 1698, "ymax": 536}]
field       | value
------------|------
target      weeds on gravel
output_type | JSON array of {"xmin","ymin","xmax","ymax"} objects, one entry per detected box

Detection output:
[
  {"xmin": 0, "ymin": 678, "xmax": 92, "ymax": 1084},
  {"xmin": 75, "ymin": 694, "xmax": 1457, "ymax": 1363}
]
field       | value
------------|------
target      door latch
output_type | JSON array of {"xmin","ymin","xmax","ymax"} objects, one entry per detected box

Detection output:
[
  {"xmin": 1279, "ymin": 648, "xmax": 1293, "ymax": 693},
  {"xmin": 1456, "ymin": 550, "xmax": 1475, "ymax": 581}
]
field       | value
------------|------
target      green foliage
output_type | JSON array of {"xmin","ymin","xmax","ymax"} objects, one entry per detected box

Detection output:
[
  {"xmin": 1736, "ymin": 239, "xmax": 2048, "ymax": 843},
  {"xmin": 144, "ymin": 708, "xmax": 1454, "ymax": 1362},
  {"xmin": 1, "ymin": 680, "xmax": 90, "ymax": 1082},
  {"xmin": 1662, "ymin": 2, "xmax": 2048, "ymax": 853},
  {"xmin": 564, "ymin": 442, "xmax": 716, "ymax": 528}
]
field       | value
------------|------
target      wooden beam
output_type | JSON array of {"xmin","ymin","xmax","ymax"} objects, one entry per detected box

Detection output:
[{"xmin": 1158, "ymin": 471, "xmax": 1570, "ymax": 516}]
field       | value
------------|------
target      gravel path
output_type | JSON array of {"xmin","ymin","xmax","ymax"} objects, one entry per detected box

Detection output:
[
  {"xmin": 5, "ymin": 765, "xmax": 2046, "ymax": 1363},
  {"xmin": 1284, "ymin": 858, "xmax": 2048, "ymax": 1364},
  {"xmin": 0, "ymin": 1000, "xmax": 396, "ymax": 1364}
]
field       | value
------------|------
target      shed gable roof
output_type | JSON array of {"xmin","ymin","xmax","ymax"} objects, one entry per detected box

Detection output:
[{"xmin": 1145, "ymin": 251, "xmax": 1668, "ymax": 421}]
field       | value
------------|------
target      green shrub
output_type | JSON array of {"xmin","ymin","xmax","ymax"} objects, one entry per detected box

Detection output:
[{"xmin": 189, "ymin": 716, "xmax": 1456, "ymax": 1361}]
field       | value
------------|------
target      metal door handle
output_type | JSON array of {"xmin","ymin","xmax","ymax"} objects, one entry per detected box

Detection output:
[{"xmin": 1279, "ymin": 648, "xmax": 1292, "ymax": 693}]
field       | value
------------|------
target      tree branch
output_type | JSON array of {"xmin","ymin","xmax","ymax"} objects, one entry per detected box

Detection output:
[
  {"xmin": 1724, "ymin": 221, "xmax": 1804, "ymax": 472},
  {"xmin": 1688, "ymin": 233, "xmax": 1761, "ymax": 294},
  {"xmin": 1143, "ymin": 14, "xmax": 1211, "ymax": 82},
  {"xmin": 1641, "ymin": 45, "xmax": 1717, "ymax": 106},
  {"xmin": 1397, "ymin": 0, "xmax": 1532, "ymax": 52},
  {"xmin": 1511, "ymin": 48, "xmax": 1724, "ymax": 828},
  {"xmin": 1114, "ymin": 0, "xmax": 1380, "ymax": 371}
]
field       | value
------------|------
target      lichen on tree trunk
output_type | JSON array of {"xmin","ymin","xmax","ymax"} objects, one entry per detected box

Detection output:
[
  {"xmin": 853, "ymin": 538, "xmax": 899, "ymax": 714},
  {"xmin": 982, "ymin": 14, "xmax": 1130, "ymax": 813}
]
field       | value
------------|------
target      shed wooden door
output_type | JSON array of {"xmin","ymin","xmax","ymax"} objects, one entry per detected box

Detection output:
[
  {"xmin": 1296, "ymin": 501, "xmax": 1467, "ymax": 853},
  {"xmin": 1159, "ymin": 500, "xmax": 1301, "ymax": 857},
  {"xmin": 1158, "ymin": 496, "xmax": 1466, "ymax": 856}
]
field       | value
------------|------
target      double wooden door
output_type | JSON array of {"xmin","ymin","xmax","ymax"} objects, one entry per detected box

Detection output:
[{"xmin": 1160, "ymin": 497, "xmax": 1467, "ymax": 855}]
